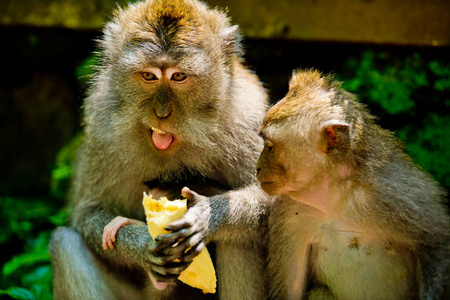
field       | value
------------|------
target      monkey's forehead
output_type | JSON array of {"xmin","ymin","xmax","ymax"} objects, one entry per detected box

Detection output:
[
  {"xmin": 263, "ymin": 93, "xmax": 335, "ymax": 126},
  {"xmin": 101, "ymin": 0, "xmax": 236, "ymax": 66},
  {"xmin": 111, "ymin": 0, "xmax": 231, "ymax": 41}
]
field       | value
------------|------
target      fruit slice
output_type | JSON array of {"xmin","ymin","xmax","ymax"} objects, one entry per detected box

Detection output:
[{"xmin": 142, "ymin": 193, "xmax": 216, "ymax": 293}]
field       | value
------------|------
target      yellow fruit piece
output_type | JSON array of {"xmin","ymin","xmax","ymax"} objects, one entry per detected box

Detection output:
[{"xmin": 142, "ymin": 192, "xmax": 216, "ymax": 294}]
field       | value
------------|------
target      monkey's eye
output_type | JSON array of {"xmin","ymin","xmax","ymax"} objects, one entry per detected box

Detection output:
[
  {"xmin": 265, "ymin": 141, "xmax": 274, "ymax": 153},
  {"xmin": 171, "ymin": 72, "xmax": 188, "ymax": 82},
  {"xmin": 141, "ymin": 72, "xmax": 158, "ymax": 82}
]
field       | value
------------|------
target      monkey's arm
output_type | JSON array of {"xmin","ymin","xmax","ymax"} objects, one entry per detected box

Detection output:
[
  {"xmin": 71, "ymin": 203, "xmax": 191, "ymax": 282},
  {"xmin": 156, "ymin": 183, "xmax": 273, "ymax": 262},
  {"xmin": 417, "ymin": 242, "xmax": 450, "ymax": 299},
  {"xmin": 103, "ymin": 216, "xmax": 146, "ymax": 250},
  {"xmin": 373, "ymin": 163, "xmax": 450, "ymax": 299}
]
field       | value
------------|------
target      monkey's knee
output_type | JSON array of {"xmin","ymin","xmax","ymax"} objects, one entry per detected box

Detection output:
[
  {"xmin": 50, "ymin": 227, "xmax": 117, "ymax": 299},
  {"xmin": 49, "ymin": 226, "xmax": 90, "ymax": 283},
  {"xmin": 49, "ymin": 226, "xmax": 83, "ymax": 261}
]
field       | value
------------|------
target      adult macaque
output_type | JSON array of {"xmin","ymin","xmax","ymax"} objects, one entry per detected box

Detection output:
[
  {"xmin": 49, "ymin": 0, "xmax": 268, "ymax": 299},
  {"xmin": 163, "ymin": 69, "xmax": 450, "ymax": 299}
]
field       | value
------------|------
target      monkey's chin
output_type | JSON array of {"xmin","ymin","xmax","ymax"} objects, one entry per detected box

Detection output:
[{"xmin": 259, "ymin": 182, "xmax": 280, "ymax": 195}]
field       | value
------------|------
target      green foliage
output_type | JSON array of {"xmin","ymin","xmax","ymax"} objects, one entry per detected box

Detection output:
[
  {"xmin": 1, "ymin": 133, "xmax": 79, "ymax": 299},
  {"xmin": 340, "ymin": 50, "xmax": 450, "ymax": 191},
  {"xmin": 397, "ymin": 113, "xmax": 450, "ymax": 189},
  {"xmin": 1, "ymin": 127, "xmax": 80, "ymax": 299},
  {"xmin": 342, "ymin": 51, "xmax": 428, "ymax": 115},
  {"xmin": 0, "ymin": 287, "xmax": 35, "ymax": 300},
  {"xmin": 429, "ymin": 60, "xmax": 450, "ymax": 92},
  {"xmin": 50, "ymin": 132, "xmax": 83, "ymax": 199},
  {"xmin": 0, "ymin": 203, "xmax": 62, "ymax": 300},
  {"xmin": 75, "ymin": 53, "xmax": 100, "ymax": 87},
  {"xmin": 0, "ymin": 198, "xmax": 54, "ymax": 244},
  {"xmin": 0, "ymin": 134, "xmax": 79, "ymax": 300},
  {"xmin": 1, "ymin": 232, "xmax": 53, "ymax": 300}
]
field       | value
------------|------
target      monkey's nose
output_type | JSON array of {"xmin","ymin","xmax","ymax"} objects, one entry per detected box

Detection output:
[
  {"xmin": 154, "ymin": 104, "xmax": 172, "ymax": 119},
  {"xmin": 256, "ymin": 167, "xmax": 261, "ymax": 175}
]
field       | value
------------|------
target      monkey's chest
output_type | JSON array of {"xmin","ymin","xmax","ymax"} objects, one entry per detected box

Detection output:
[{"xmin": 312, "ymin": 222, "xmax": 414, "ymax": 299}]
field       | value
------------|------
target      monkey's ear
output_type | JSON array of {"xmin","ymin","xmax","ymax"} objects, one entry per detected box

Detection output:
[
  {"xmin": 221, "ymin": 25, "xmax": 243, "ymax": 57},
  {"xmin": 322, "ymin": 121, "xmax": 350, "ymax": 154}
]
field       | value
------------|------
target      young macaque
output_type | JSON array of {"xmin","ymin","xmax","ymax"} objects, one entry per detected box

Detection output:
[
  {"xmin": 161, "ymin": 69, "xmax": 450, "ymax": 299},
  {"xmin": 48, "ymin": 0, "xmax": 268, "ymax": 299}
]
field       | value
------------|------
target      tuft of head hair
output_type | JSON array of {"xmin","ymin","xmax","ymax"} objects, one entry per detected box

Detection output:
[
  {"xmin": 99, "ymin": 0, "xmax": 242, "ymax": 66},
  {"xmin": 263, "ymin": 69, "xmax": 346, "ymax": 126}
]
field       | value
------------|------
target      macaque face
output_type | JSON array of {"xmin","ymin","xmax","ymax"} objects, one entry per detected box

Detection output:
[
  {"xmin": 256, "ymin": 118, "xmax": 329, "ymax": 198},
  {"xmin": 111, "ymin": 38, "xmax": 228, "ymax": 156},
  {"xmin": 256, "ymin": 134, "xmax": 288, "ymax": 195},
  {"xmin": 134, "ymin": 65, "xmax": 196, "ymax": 152}
]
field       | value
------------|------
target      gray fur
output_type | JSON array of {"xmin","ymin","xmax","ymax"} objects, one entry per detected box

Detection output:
[
  {"xmin": 169, "ymin": 69, "xmax": 449, "ymax": 300},
  {"xmin": 49, "ymin": 0, "xmax": 268, "ymax": 299}
]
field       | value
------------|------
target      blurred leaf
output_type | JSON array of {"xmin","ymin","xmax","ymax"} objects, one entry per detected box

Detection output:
[
  {"xmin": 76, "ymin": 53, "xmax": 100, "ymax": 86},
  {"xmin": 0, "ymin": 197, "xmax": 55, "ymax": 244},
  {"xmin": 429, "ymin": 61, "xmax": 450, "ymax": 92},
  {"xmin": 48, "ymin": 207, "xmax": 70, "ymax": 226},
  {"xmin": 50, "ymin": 132, "xmax": 83, "ymax": 198},
  {"xmin": 3, "ymin": 251, "xmax": 50, "ymax": 277},
  {"xmin": 24, "ymin": 266, "xmax": 53, "ymax": 300},
  {"xmin": 23, "ymin": 266, "xmax": 52, "ymax": 286},
  {"xmin": 341, "ymin": 50, "xmax": 450, "ymax": 191},
  {"xmin": 3, "ymin": 232, "xmax": 51, "ymax": 277},
  {"xmin": 0, "ymin": 287, "xmax": 35, "ymax": 300},
  {"xmin": 397, "ymin": 113, "xmax": 450, "ymax": 188}
]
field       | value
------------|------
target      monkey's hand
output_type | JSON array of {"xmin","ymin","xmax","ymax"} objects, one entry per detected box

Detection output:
[
  {"xmin": 155, "ymin": 187, "xmax": 211, "ymax": 263},
  {"xmin": 109, "ymin": 224, "xmax": 192, "ymax": 283},
  {"xmin": 144, "ymin": 228, "xmax": 195, "ymax": 283}
]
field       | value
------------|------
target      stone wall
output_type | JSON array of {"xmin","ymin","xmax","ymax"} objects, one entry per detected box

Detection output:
[{"xmin": 1, "ymin": 0, "xmax": 449, "ymax": 46}]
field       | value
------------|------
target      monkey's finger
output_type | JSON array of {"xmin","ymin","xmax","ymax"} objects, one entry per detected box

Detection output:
[
  {"xmin": 164, "ymin": 219, "xmax": 195, "ymax": 233},
  {"xmin": 153, "ymin": 238, "xmax": 180, "ymax": 252},
  {"xmin": 181, "ymin": 186, "xmax": 194, "ymax": 200},
  {"xmin": 102, "ymin": 225, "xmax": 113, "ymax": 250},
  {"xmin": 158, "ymin": 251, "xmax": 186, "ymax": 264},
  {"xmin": 181, "ymin": 241, "xmax": 205, "ymax": 263},
  {"xmin": 158, "ymin": 233, "xmax": 204, "ymax": 260},
  {"xmin": 108, "ymin": 238, "xmax": 115, "ymax": 249},
  {"xmin": 155, "ymin": 229, "xmax": 194, "ymax": 247},
  {"xmin": 152, "ymin": 261, "xmax": 191, "ymax": 278},
  {"xmin": 129, "ymin": 219, "xmax": 146, "ymax": 226},
  {"xmin": 181, "ymin": 186, "xmax": 203, "ymax": 207},
  {"xmin": 169, "ymin": 233, "xmax": 204, "ymax": 258},
  {"xmin": 178, "ymin": 231, "xmax": 204, "ymax": 251},
  {"xmin": 109, "ymin": 216, "xmax": 131, "ymax": 243},
  {"xmin": 159, "ymin": 240, "xmax": 191, "ymax": 259},
  {"xmin": 162, "ymin": 261, "xmax": 192, "ymax": 275},
  {"xmin": 102, "ymin": 236, "xmax": 108, "ymax": 251},
  {"xmin": 149, "ymin": 269, "xmax": 179, "ymax": 283}
]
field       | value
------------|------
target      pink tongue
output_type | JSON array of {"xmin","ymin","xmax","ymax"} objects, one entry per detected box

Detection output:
[{"xmin": 152, "ymin": 131, "xmax": 174, "ymax": 150}]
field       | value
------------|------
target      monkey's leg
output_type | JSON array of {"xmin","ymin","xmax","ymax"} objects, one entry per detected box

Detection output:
[
  {"xmin": 216, "ymin": 241, "xmax": 266, "ymax": 300},
  {"xmin": 49, "ymin": 226, "xmax": 157, "ymax": 300}
]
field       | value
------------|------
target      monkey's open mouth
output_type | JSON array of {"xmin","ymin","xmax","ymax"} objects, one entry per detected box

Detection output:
[{"xmin": 151, "ymin": 127, "xmax": 174, "ymax": 150}]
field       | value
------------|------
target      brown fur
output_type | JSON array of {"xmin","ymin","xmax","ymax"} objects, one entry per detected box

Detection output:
[
  {"xmin": 259, "ymin": 69, "xmax": 449, "ymax": 299},
  {"xmin": 165, "ymin": 69, "xmax": 449, "ymax": 300},
  {"xmin": 49, "ymin": 0, "xmax": 268, "ymax": 299}
]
